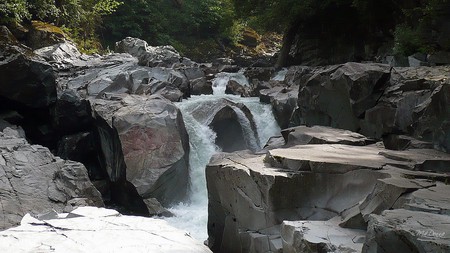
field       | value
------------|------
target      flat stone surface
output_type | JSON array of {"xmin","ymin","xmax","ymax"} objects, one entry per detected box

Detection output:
[
  {"xmin": 364, "ymin": 209, "xmax": 450, "ymax": 253},
  {"xmin": 0, "ymin": 207, "xmax": 212, "ymax": 253},
  {"xmin": 282, "ymin": 218, "xmax": 365, "ymax": 253},
  {"xmin": 268, "ymin": 144, "xmax": 450, "ymax": 173},
  {"xmin": 281, "ymin": 126, "xmax": 374, "ymax": 146},
  {"xmin": 402, "ymin": 183, "xmax": 450, "ymax": 215}
]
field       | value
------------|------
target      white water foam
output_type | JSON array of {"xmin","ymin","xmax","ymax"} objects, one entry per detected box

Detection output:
[
  {"xmin": 212, "ymin": 71, "xmax": 249, "ymax": 95},
  {"xmin": 164, "ymin": 73, "xmax": 281, "ymax": 242}
]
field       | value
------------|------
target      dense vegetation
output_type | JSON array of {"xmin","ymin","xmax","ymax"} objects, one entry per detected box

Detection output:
[{"xmin": 2, "ymin": 0, "xmax": 449, "ymax": 65}]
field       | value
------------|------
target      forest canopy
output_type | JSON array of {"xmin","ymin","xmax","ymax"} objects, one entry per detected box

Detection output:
[{"xmin": 1, "ymin": 0, "xmax": 449, "ymax": 64}]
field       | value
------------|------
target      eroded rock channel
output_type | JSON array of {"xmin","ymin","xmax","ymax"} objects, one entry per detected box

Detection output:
[{"xmin": 1, "ymin": 26, "xmax": 450, "ymax": 253}]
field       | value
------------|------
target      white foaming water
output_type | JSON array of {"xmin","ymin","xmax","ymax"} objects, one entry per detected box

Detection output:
[
  {"xmin": 212, "ymin": 71, "xmax": 249, "ymax": 95},
  {"xmin": 165, "ymin": 73, "xmax": 281, "ymax": 242},
  {"xmin": 272, "ymin": 68, "xmax": 288, "ymax": 81}
]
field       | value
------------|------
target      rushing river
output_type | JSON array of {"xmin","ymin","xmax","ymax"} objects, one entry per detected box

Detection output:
[{"xmin": 164, "ymin": 72, "xmax": 281, "ymax": 242}]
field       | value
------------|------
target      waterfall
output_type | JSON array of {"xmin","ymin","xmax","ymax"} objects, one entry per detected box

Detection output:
[
  {"xmin": 212, "ymin": 71, "xmax": 249, "ymax": 95},
  {"xmin": 164, "ymin": 73, "xmax": 281, "ymax": 242},
  {"xmin": 272, "ymin": 68, "xmax": 287, "ymax": 81}
]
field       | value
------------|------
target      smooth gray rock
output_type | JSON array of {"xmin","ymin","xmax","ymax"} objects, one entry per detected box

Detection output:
[
  {"xmin": 296, "ymin": 62, "xmax": 391, "ymax": 131},
  {"xmin": 361, "ymin": 66, "xmax": 450, "ymax": 153},
  {"xmin": 189, "ymin": 97, "xmax": 260, "ymax": 152},
  {"xmin": 282, "ymin": 218, "xmax": 365, "ymax": 253},
  {"xmin": 207, "ymin": 136, "xmax": 450, "ymax": 252},
  {"xmin": 206, "ymin": 151, "xmax": 385, "ymax": 252},
  {"xmin": 395, "ymin": 183, "xmax": 450, "ymax": 215},
  {"xmin": 0, "ymin": 129, "xmax": 103, "ymax": 230},
  {"xmin": 260, "ymin": 86, "xmax": 298, "ymax": 129},
  {"xmin": 281, "ymin": 125, "xmax": 374, "ymax": 147},
  {"xmin": 91, "ymin": 94, "xmax": 190, "ymax": 205},
  {"xmin": 115, "ymin": 37, "xmax": 194, "ymax": 67},
  {"xmin": 34, "ymin": 40, "xmax": 82, "ymax": 70},
  {"xmin": 363, "ymin": 209, "xmax": 450, "ymax": 253},
  {"xmin": 0, "ymin": 207, "xmax": 212, "ymax": 253}
]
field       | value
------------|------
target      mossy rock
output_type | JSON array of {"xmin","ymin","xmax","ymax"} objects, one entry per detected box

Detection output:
[
  {"xmin": 26, "ymin": 20, "xmax": 66, "ymax": 49},
  {"xmin": 239, "ymin": 28, "xmax": 261, "ymax": 48}
]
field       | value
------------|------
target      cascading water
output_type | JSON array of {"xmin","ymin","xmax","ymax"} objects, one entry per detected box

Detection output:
[
  {"xmin": 164, "ymin": 72, "xmax": 281, "ymax": 242},
  {"xmin": 272, "ymin": 68, "xmax": 288, "ymax": 81}
]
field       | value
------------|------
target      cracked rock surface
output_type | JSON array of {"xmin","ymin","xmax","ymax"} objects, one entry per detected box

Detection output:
[
  {"xmin": 206, "ymin": 126, "xmax": 450, "ymax": 253},
  {"xmin": 0, "ymin": 206, "xmax": 212, "ymax": 253},
  {"xmin": 0, "ymin": 126, "xmax": 103, "ymax": 230}
]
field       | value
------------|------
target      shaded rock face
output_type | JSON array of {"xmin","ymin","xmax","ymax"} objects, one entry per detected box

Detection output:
[
  {"xmin": 26, "ymin": 21, "xmax": 66, "ymax": 50},
  {"xmin": 190, "ymin": 98, "xmax": 260, "ymax": 152},
  {"xmin": 210, "ymin": 107, "xmax": 248, "ymax": 152},
  {"xmin": 361, "ymin": 66, "xmax": 450, "ymax": 153},
  {"xmin": 0, "ymin": 207, "xmax": 212, "ymax": 253},
  {"xmin": 91, "ymin": 94, "xmax": 190, "ymax": 206},
  {"xmin": 206, "ymin": 126, "xmax": 450, "ymax": 253},
  {"xmin": 0, "ymin": 127, "xmax": 103, "ymax": 230},
  {"xmin": 289, "ymin": 63, "xmax": 450, "ymax": 153},
  {"xmin": 0, "ymin": 26, "xmax": 58, "ymax": 148},
  {"xmin": 0, "ymin": 26, "xmax": 57, "ymax": 108},
  {"xmin": 260, "ymin": 86, "xmax": 299, "ymax": 129},
  {"xmin": 296, "ymin": 62, "xmax": 391, "ymax": 131}
]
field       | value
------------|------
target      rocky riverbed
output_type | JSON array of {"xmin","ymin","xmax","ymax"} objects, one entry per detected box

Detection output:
[{"xmin": 1, "ymin": 24, "xmax": 450, "ymax": 253}]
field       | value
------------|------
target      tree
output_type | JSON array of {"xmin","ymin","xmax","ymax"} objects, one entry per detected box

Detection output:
[{"xmin": 0, "ymin": 0, "xmax": 30, "ymax": 24}]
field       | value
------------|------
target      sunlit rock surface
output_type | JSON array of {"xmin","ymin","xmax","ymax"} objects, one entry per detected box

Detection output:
[
  {"xmin": 0, "ymin": 207, "xmax": 212, "ymax": 253},
  {"xmin": 282, "ymin": 218, "xmax": 365, "ymax": 253},
  {"xmin": 206, "ymin": 126, "xmax": 450, "ymax": 253},
  {"xmin": 363, "ymin": 209, "xmax": 450, "ymax": 253}
]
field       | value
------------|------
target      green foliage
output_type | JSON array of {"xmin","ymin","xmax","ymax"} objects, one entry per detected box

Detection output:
[
  {"xmin": 393, "ymin": 25, "xmax": 425, "ymax": 55},
  {"xmin": 103, "ymin": 0, "xmax": 236, "ymax": 54},
  {"xmin": 1, "ymin": 0, "xmax": 122, "ymax": 54},
  {"xmin": 0, "ymin": 0, "xmax": 30, "ymax": 24}
]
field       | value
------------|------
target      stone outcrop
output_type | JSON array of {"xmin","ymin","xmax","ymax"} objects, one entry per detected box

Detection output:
[
  {"xmin": 363, "ymin": 209, "xmax": 450, "ymax": 253},
  {"xmin": 260, "ymin": 86, "xmax": 299, "ymax": 129},
  {"xmin": 296, "ymin": 62, "xmax": 391, "ymax": 131},
  {"xmin": 0, "ymin": 125, "xmax": 103, "ymax": 230},
  {"xmin": 189, "ymin": 97, "xmax": 260, "ymax": 152},
  {"xmin": 91, "ymin": 94, "xmax": 190, "ymax": 205},
  {"xmin": 0, "ymin": 207, "xmax": 212, "ymax": 253},
  {"xmin": 115, "ymin": 37, "xmax": 194, "ymax": 67},
  {"xmin": 287, "ymin": 62, "xmax": 450, "ymax": 154},
  {"xmin": 206, "ymin": 126, "xmax": 450, "ymax": 253},
  {"xmin": 281, "ymin": 125, "xmax": 375, "ymax": 146},
  {"xmin": 282, "ymin": 218, "xmax": 366, "ymax": 253},
  {"xmin": 361, "ymin": 66, "xmax": 450, "ymax": 153}
]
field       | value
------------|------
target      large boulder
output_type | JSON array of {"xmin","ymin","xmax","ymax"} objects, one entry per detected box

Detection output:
[
  {"xmin": 0, "ymin": 127, "xmax": 103, "ymax": 230},
  {"xmin": 206, "ymin": 127, "xmax": 450, "ymax": 253},
  {"xmin": 115, "ymin": 37, "xmax": 194, "ymax": 67},
  {"xmin": 295, "ymin": 62, "xmax": 391, "ymax": 132},
  {"xmin": 91, "ymin": 94, "xmax": 190, "ymax": 205},
  {"xmin": 0, "ymin": 26, "xmax": 56, "ymax": 108},
  {"xmin": 361, "ymin": 66, "xmax": 450, "ymax": 153},
  {"xmin": 0, "ymin": 207, "xmax": 212, "ymax": 253},
  {"xmin": 26, "ymin": 21, "xmax": 66, "ymax": 50},
  {"xmin": 260, "ymin": 86, "xmax": 299, "ymax": 129},
  {"xmin": 189, "ymin": 97, "xmax": 260, "ymax": 152}
]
